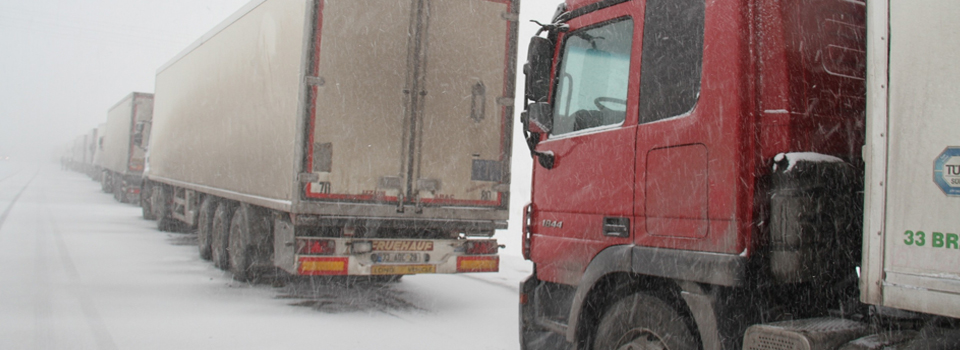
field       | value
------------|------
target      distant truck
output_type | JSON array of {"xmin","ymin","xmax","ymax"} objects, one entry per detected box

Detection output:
[
  {"xmin": 66, "ymin": 129, "xmax": 97, "ymax": 175},
  {"xmin": 143, "ymin": 0, "xmax": 518, "ymax": 281},
  {"xmin": 519, "ymin": 0, "xmax": 960, "ymax": 349},
  {"xmin": 91, "ymin": 122, "xmax": 105, "ymax": 181},
  {"xmin": 98, "ymin": 92, "xmax": 153, "ymax": 203}
]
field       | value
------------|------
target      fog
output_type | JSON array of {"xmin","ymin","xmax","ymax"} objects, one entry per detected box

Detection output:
[
  {"xmin": 0, "ymin": 0, "xmax": 556, "ymax": 165},
  {"xmin": 0, "ymin": 1, "xmax": 243, "ymax": 160}
]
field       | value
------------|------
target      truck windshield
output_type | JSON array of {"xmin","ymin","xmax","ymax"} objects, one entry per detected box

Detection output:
[{"xmin": 551, "ymin": 18, "xmax": 633, "ymax": 136}]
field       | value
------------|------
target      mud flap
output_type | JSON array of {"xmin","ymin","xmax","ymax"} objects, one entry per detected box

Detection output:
[{"xmin": 273, "ymin": 216, "xmax": 296, "ymax": 274}]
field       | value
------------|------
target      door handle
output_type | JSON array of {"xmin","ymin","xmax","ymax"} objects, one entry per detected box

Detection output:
[{"xmin": 603, "ymin": 217, "xmax": 630, "ymax": 238}]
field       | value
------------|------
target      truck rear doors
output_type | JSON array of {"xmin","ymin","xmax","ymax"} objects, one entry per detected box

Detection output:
[{"xmin": 303, "ymin": 0, "xmax": 516, "ymax": 210}]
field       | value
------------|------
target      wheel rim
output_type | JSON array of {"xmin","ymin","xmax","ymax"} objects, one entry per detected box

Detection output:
[{"xmin": 616, "ymin": 329, "xmax": 668, "ymax": 350}]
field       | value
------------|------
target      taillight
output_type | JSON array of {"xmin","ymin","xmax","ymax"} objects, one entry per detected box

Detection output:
[
  {"xmin": 296, "ymin": 239, "xmax": 336, "ymax": 255},
  {"xmin": 464, "ymin": 240, "xmax": 499, "ymax": 255}
]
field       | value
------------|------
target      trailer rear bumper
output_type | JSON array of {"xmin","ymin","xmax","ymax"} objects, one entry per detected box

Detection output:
[{"xmin": 288, "ymin": 237, "xmax": 499, "ymax": 276}]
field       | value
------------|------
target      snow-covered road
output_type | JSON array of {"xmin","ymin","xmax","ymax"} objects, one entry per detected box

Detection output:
[{"xmin": 0, "ymin": 161, "xmax": 532, "ymax": 350}]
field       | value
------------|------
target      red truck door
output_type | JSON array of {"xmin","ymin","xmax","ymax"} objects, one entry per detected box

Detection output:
[
  {"xmin": 632, "ymin": 0, "xmax": 742, "ymax": 255},
  {"xmin": 531, "ymin": 6, "xmax": 639, "ymax": 284}
]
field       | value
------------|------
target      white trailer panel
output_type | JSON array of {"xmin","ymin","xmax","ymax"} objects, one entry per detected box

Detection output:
[
  {"xmin": 150, "ymin": 0, "xmax": 307, "ymax": 204},
  {"xmin": 151, "ymin": 0, "xmax": 517, "ymax": 221},
  {"xmin": 863, "ymin": 0, "xmax": 960, "ymax": 318},
  {"xmin": 303, "ymin": 0, "xmax": 516, "ymax": 211}
]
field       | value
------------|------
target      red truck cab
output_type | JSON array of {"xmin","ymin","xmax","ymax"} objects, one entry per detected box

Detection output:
[{"xmin": 519, "ymin": 0, "xmax": 865, "ymax": 349}]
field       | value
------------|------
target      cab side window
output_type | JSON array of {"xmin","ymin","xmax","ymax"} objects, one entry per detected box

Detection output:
[
  {"xmin": 551, "ymin": 18, "xmax": 634, "ymax": 136},
  {"xmin": 638, "ymin": 0, "xmax": 705, "ymax": 124}
]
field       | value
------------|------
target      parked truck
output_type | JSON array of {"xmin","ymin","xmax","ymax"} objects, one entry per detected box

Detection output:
[
  {"xmin": 91, "ymin": 122, "xmax": 105, "ymax": 181},
  {"xmin": 519, "ymin": 0, "xmax": 960, "ymax": 349},
  {"xmin": 66, "ymin": 130, "xmax": 96, "ymax": 175},
  {"xmin": 98, "ymin": 92, "xmax": 153, "ymax": 203},
  {"xmin": 143, "ymin": 0, "xmax": 519, "ymax": 281}
]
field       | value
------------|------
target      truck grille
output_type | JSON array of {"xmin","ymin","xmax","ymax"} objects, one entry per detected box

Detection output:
[
  {"xmin": 742, "ymin": 317, "xmax": 868, "ymax": 350},
  {"xmin": 746, "ymin": 333, "xmax": 801, "ymax": 350}
]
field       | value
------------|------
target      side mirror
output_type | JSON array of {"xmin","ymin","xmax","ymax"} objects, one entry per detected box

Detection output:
[{"xmin": 524, "ymin": 36, "xmax": 554, "ymax": 103}]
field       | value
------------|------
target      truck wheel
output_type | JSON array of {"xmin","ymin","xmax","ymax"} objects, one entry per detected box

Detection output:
[
  {"xmin": 228, "ymin": 205, "xmax": 256, "ymax": 281},
  {"xmin": 155, "ymin": 186, "xmax": 178, "ymax": 231},
  {"xmin": 593, "ymin": 291, "xmax": 699, "ymax": 350},
  {"xmin": 196, "ymin": 196, "xmax": 217, "ymax": 261},
  {"xmin": 101, "ymin": 172, "xmax": 111, "ymax": 193},
  {"xmin": 113, "ymin": 178, "xmax": 123, "ymax": 202},
  {"xmin": 141, "ymin": 182, "xmax": 156, "ymax": 220},
  {"xmin": 210, "ymin": 201, "xmax": 236, "ymax": 270}
]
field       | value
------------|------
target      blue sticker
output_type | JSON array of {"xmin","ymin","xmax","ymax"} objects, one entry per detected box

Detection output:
[{"xmin": 933, "ymin": 147, "xmax": 960, "ymax": 197}]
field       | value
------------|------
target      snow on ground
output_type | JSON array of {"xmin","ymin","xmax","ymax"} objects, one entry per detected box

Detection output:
[{"xmin": 0, "ymin": 161, "xmax": 533, "ymax": 350}]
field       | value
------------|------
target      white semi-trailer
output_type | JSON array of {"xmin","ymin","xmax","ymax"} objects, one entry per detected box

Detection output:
[
  {"xmin": 99, "ymin": 92, "xmax": 153, "ymax": 203},
  {"xmin": 741, "ymin": 0, "xmax": 960, "ymax": 348},
  {"xmin": 144, "ymin": 0, "xmax": 519, "ymax": 281}
]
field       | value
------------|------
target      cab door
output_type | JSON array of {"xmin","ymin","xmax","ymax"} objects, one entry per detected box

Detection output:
[
  {"xmin": 632, "ymin": 0, "xmax": 742, "ymax": 255},
  {"xmin": 530, "ymin": 4, "xmax": 642, "ymax": 285}
]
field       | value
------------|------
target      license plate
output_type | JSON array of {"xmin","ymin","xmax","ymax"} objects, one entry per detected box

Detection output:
[
  {"xmin": 371, "ymin": 264, "xmax": 436, "ymax": 275},
  {"xmin": 370, "ymin": 252, "xmax": 423, "ymax": 263}
]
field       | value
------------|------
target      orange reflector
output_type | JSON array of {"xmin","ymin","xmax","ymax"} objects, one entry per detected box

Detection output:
[
  {"xmin": 457, "ymin": 256, "xmax": 499, "ymax": 273},
  {"xmin": 298, "ymin": 257, "xmax": 348, "ymax": 275}
]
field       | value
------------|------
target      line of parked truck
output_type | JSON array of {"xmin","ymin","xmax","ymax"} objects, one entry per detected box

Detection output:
[
  {"xmin": 65, "ymin": 0, "xmax": 518, "ymax": 282},
  {"xmin": 61, "ymin": 0, "xmax": 960, "ymax": 349}
]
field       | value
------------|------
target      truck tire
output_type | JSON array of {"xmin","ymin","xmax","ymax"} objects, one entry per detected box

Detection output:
[
  {"xmin": 141, "ymin": 181, "xmax": 156, "ymax": 220},
  {"xmin": 196, "ymin": 196, "xmax": 217, "ymax": 261},
  {"xmin": 101, "ymin": 172, "xmax": 111, "ymax": 193},
  {"xmin": 593, "ymin": 291, "xmax": 699, "ymax": 350},
  {"xmin": 228, "ymin": 204, "xmax": 260, "ymax": 281},
  {"xmin": 210, "ymin": 201, "xmax": 236, "ymax": 270},
  {"xmin": 113, "ymin": 177, "xmax": 123, "ymax": 202},
  {"xmin": 154, "ymin": 186, "xmax": 178, "ymax": 231}
]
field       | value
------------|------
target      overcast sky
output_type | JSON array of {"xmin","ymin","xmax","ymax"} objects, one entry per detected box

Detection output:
[{"xmin": 0, "ymin": 0, "xmax": 558, "ymax": 161}]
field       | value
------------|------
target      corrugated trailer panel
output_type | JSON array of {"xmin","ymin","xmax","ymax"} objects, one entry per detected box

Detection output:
[
  {"xmin": 863, "ymin": 0, "xmax": 960, "ymax": 319},
  {"xmin": 150, "ymin": 0, "xmax": 308, "ymax": 203}
]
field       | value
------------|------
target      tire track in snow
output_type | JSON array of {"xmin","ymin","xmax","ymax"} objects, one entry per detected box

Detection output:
[
  {"xmin": 454, "ymin": 274, "xmax": 519, "ymax": 294},
  {"xmin": 0, "ymin": 170, "xmax": 38, "ymax": 233},
  {"xmin": 37, "ymin": 183, "xmax": 119, "ymax": 350}
]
